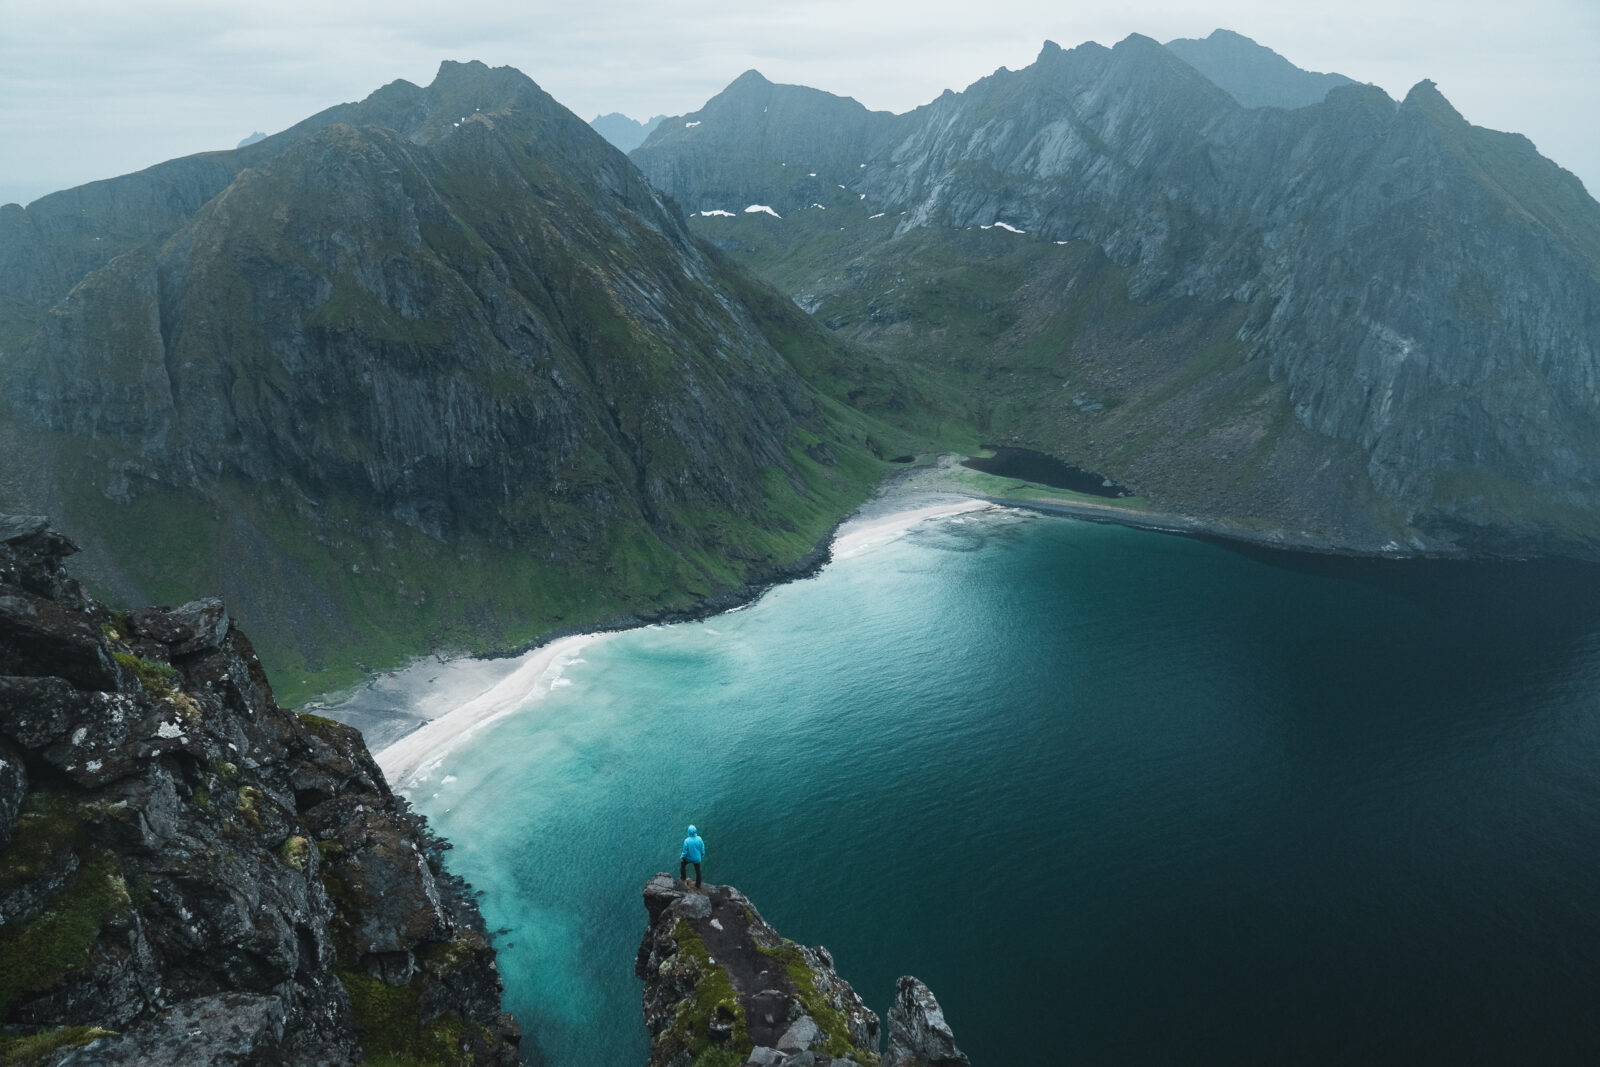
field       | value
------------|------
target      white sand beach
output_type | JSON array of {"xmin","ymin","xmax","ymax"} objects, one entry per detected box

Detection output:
[
  {"xmin": 375, "ymin": 630, "xmax": 612, "ymax": 787},
  {"xmin": 830, "ymin": 498, "xmax": 996, "ymax": 559},
  {"xmin": 371, "ymin": 492, "xmax": 997, "ymax": 787}
]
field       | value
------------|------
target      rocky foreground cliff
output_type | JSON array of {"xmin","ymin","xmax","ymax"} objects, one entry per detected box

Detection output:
[
  {"xmin": 0, "ymin": 514, "xmax": 522, "ymax": 1065},
  {"xmin": 638, "ymin": 874, "xmax": 967, "ymax": 1067}
]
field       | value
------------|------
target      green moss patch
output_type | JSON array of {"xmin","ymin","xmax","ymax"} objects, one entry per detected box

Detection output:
[
  {"xmin": 754, "ymin": 940, "xmax": 876, "ymax": 1063},
  {"xmin": 111, "ymin": 651, "xmax": 177, "ymax": 694},
  {"xmin": 663, "ymin": 920, "xmax": 751, "ymax": 1067},
  {"xmin": 0, "ymin": 1026, "xmax": 117, "ymax": 1066},
  {"xmin": 0, "ymin": 851, "xmax": 126, "ymax": 1019},
  {"xmin": 335, "ymin": 969, "xmax": 476, "ymax": 1067},
  {"xmin": 278, "ymin": 835, "xmax": 311, "ymax": 871}
]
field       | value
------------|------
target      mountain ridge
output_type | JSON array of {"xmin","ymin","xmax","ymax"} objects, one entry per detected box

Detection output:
[
  {"xmin": 0, "ymin": 60, "xmax": 903, "ymax": 699},
  {"xmin": 631, "ymin": 31, "xmax": 1600, "ymax": 558}
]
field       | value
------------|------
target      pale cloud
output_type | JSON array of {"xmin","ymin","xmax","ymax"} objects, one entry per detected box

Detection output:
[{"xmin": 1, "ymin": 0, "xmax": 1595, "ymax": 205}]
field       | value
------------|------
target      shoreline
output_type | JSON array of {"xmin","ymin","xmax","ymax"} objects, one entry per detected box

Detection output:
[
  {"xmin": 370, "ymin": 490, "xmax": 992, "ymax": 786},
  {"xmin": 367, "ymin": 456, "xmax": 1547, "ymax": 783},
  {"xmin": 375, "ymin": 631, "xmax": 614, "ymax": 786}
]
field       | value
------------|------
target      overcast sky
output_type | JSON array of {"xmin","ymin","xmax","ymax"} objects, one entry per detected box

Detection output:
[{"xmin": 3, "ymin": 0, "xmax": 1596, "ymax": 207}]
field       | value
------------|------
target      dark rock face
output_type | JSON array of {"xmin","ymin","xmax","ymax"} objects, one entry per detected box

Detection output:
[
  {"xmin": 884, "ymin": 978, "xmax": 968, "ymax": 1067},
  {"xmin": 0, "ymin": 516, "xmax": 522, "ymax": 1065},
  {"xmin": 637, "ymin": 874, "xmax": 964, "ymax": 1067},
  {"xmin": 633, "ymin": 33, "xmax": 1600, "ymax": 557}
]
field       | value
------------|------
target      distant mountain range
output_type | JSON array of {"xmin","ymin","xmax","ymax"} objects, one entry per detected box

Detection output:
[
  {"xmin": 632, "ymin": 30, "xmax": 1600, "ymax": 557},
  {"xmin": 590, "ymin": 112, "xmax": 667, "ymax": 153},
  {"xmin": 0, "ymin": 62, "xmax": 897, "ymax": 697}
]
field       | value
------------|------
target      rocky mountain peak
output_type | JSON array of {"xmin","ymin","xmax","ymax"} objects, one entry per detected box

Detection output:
[
  {"xmin": 1402, "ymin": 78, "xmax": 1466, "ymax": 122},
  {"xmin": 1165, "ymin": 27, "xmax": 1355, "ymax": 109}
]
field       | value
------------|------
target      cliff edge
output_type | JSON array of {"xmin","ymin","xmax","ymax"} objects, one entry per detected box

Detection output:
[
  {"xmin": 637, "ymin": 874, "xmax": 968, "ymax": 1067},
  {"xmin": 0, "ymin": 515, "xmax": 522, "ymax": 1065}
]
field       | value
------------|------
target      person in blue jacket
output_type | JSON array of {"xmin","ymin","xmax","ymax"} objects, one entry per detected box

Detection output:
[{"xmin": 680, "ymin": 825, "xmax": 706, "ymax": 888}]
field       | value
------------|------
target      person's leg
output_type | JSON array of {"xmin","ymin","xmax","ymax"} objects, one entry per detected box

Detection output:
[
  {"xmin": 680, "ymin": 858, "xmax": 688, "ymax": 882},
  {"xmin": 693, "ymin": 862, "xmax": 702, "ymax": 888}
]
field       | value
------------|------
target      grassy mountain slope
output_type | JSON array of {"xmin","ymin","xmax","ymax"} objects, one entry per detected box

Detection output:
[{"xmin": 0, "ymin": 62, "xmax": 923, "ymax": 701}]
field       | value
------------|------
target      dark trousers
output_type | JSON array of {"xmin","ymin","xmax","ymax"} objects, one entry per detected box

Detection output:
[{"xmin": 680, "ymin": 859, "xmax": 701, "ymax": 886}]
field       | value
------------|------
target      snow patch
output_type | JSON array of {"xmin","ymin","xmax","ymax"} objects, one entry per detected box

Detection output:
[
  {"xmin": 868, "ymin": 213, "xmax": 885, "ymax": 219},
  {"xmin": 744, "ymin": 204, "xmax": 782, "ymax": 218},
  {"xmin": 981, "ymin": 221, "xmax": 1026, "ymax": 234},
  {"xmin": 685, "ymin": 120, "xmax": 701, "ymax": 128},
  {"xmin": 697, "ymin": 209, "xmax": 736, "ymax": 217},
  {"xmin": 809, "ymin": 203, "xmax": 826, "ymax": 210}
]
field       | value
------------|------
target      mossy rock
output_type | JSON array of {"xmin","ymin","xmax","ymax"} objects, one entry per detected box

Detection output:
[
  {"xmin": 0, "ymin": 1026, "xmax": 117, "ymax": 1066},
  {"xmin": 335, "ymin": 969, "xmax": 476, "ymax": 1067}
]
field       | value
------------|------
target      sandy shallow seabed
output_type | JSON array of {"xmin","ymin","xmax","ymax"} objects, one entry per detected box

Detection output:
[
  {"xmin": 370, "ymin": 490, "xmax": 996, "ymax": 786},
  {"xmin": 375, "ymin": 631, "xmax": 613, "ymax": 787}
]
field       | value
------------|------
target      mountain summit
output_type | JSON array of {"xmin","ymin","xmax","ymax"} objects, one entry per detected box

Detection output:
[{"xmin": 633, "ymin": 32, "xmax": 1600, "ymax": 557}]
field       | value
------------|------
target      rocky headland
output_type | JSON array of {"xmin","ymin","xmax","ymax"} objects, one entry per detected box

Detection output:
[
  {"xmin": 0, "ymin": 514, "xmax": 522, "ymax": 1065},
  {"xmin": 637, "ymin": 874, "xmax": 967, "ymax": 1067}
]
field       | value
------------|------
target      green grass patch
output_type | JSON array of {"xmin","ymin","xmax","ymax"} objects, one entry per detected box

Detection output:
[{"xmin": 0, "ymin": 1027, "xmax": 117, "ymax": 1065}]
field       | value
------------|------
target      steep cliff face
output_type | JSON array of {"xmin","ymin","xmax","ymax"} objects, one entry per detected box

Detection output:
[
  {"xmin": 634, "ymin": 33, "xmax": 1600, "ymax": 557},
  {"xmin": 0, "ymin": 61, "xmax": 893, "ymax": 695},
  {"xmin": 0, "ymin": 514, "xmax": 522, "ymax": 1065},
  {"xmin": 636, "ymin": 874, "xmax": 967, "ymax": 1067}
]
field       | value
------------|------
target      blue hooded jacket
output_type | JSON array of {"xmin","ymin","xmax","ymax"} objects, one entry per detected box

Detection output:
[{"xmin": 681, "ymin": 826, "xmax": 705, "ymax": 863}]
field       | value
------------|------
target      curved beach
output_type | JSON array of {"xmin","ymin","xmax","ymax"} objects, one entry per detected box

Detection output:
[
  {"xmin": 371, "ymin": 495, "xmax": 996, "ymax": 787},
  {"xmin": 375, "ymin": 631, "xmax": 612, "ymax": 787}
]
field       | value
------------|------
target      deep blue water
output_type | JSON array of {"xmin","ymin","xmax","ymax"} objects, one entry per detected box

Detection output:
[{"xmin": 405, "ymin": 509, "xmax": 1600, "ymax": 1065}]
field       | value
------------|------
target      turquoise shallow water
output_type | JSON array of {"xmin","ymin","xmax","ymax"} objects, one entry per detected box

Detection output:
[{"xmin": 406, "ymin": 509, "xmax": 1600, "ymax": 1065}]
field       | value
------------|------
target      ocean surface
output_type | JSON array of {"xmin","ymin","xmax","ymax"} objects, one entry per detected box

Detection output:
[{"xmin": 401, "ymin": 508, "xmax": 1600, "ymax": 1065}]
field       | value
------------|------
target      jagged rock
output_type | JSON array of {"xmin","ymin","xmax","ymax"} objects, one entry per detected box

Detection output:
[
  {"xmin": 128, "ymin": 598, "xmax": 230, "ymax": 657},
  {"xmin": 639, "ymin": 875, "xmax": 958, "ymax": 1067},
  {"xmin": 0, "ymin": 734, "xmax": 25, "ymax": 848},
  {"xmin": 52, "ymin": 992, "xmax": 287, "ymax": 1065},
  {"xmin": 885, "ymin": 977, "xmax": 968, "ymax": 1067},
  {"xmin": 0, "ymin": 515, "xmax": 524, "ymax": 1065}
]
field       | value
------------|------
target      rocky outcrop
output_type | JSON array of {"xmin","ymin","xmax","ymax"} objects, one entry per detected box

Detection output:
[
  {"xmin": 633, "ymin": 32, "xmax": 1600, "ymax": 558},
  {"xmin": 636, "ymin": 874, "xmax": 967, "ymax": 1067},
  {"xmin": 0, "ymin": 515, "xmax": 522, "ymax": 1065},
  {"xmin": 884, "ymin": 978, "xmax": 967, "ymax": 1067}
]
